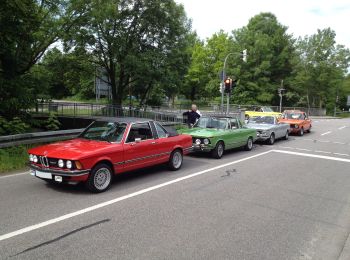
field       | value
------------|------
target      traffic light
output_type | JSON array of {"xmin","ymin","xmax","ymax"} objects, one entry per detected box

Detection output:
[{"xmin": 224, "ymin": 78, "xmax": 231, "ymax": 93}]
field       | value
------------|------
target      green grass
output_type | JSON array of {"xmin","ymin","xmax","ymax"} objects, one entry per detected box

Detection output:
[{"xmin": 0, "ymin": 145, "xmax": 32, "ymax": 173}]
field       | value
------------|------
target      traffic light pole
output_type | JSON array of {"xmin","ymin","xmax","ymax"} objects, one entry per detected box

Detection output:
[
  {"xmin": 226, "ymin": 94, "xmax": 230, "ymax": 114},
  {"xmin": 221, "ymin": 50, "xmax": 247, "ymax": 114}
]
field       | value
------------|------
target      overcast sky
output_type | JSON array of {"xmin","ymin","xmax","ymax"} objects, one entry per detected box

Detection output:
[{"xmin": 175, "ymin": 0, "xmax": 350, "ymax": 48}]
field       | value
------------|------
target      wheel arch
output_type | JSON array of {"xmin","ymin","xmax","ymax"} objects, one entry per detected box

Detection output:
[{"xmin": 92, "ymin": 159, "xmax": 115, "ymax": 175}]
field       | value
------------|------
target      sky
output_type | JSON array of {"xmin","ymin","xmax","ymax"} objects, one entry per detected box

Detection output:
[{"xmin": 175, "ymin": 0, "xmax": 350, "ymax": 48}]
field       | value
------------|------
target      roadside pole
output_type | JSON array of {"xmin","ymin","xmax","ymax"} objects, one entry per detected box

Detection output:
[
  {"xmin": 221, "ymin": 50, "xmax": 247, "ymax": 114},
  {"xmin": 226, "ymin": 94, "xmax": 230, "ymax": 114}
]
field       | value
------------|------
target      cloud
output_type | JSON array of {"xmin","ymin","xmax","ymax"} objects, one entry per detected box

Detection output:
[{"xmin": 176, "ymin": 0, "xmax": 349, "ymax": 48}]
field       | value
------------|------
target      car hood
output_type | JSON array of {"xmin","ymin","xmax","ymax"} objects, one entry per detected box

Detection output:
[
  {"xmin": 279, "ymin": 119, "xmax": 304, "ymax": 124},
  {"xmin": 246, "ymin": 123, "xmax": 274, "ymax": 130},
  {"xmin": 28, "ymin": 138, "xmax": 118, "ymax": 160},
  {"xmin": 178, "ymin": 128, "xmax": 227, "ymax": 138}
]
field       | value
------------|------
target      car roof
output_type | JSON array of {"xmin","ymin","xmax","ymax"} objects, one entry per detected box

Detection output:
[
  {"xmin": 94, "ymin": 117, "xmax": 153, "ymax": 124},
  {"xmin": 283, "ymin": 110, "xmax": 303, "ymax": 113}
]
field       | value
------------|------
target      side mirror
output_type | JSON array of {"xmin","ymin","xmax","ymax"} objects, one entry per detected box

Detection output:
[
  {"xmin": 135, "ymin": 138, "xmax": 142, "ymax": 143},
  {"xmin": 165, "ymin": 133, "xmax": 169, "ymax": 138}
]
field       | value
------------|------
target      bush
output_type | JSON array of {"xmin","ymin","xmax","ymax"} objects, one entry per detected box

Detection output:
[
  {"xmin": 46, "ymin": 113, "xmax": 61, "ymax": 131},
  {"xmin": 0, "ymin": 116, "xmax": 30, "ymax": 135}
]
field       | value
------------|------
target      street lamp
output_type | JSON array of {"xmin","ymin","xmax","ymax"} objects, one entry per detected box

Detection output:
[{"xmin": 221, "ymin": 50, "xmax": 247, "ymax": 113}]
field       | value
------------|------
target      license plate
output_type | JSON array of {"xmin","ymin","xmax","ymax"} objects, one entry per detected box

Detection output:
[{"xmin": 35, "ymin": 170, "xmax": 52, "ymax": 179}]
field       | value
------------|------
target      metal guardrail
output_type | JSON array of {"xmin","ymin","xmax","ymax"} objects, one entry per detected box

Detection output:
[
  {"xmin": 0, "ymin": 129, "xmax": 84, "ymax": 148},
  {"xmin": 0, "ymin": 121, "xmax": 183, "ymax": 148}
]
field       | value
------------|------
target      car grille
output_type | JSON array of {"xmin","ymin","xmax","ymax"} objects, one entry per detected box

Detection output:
[{"xmin": 37, "ymin": 156, "xmax": 58, "ymax": 168}]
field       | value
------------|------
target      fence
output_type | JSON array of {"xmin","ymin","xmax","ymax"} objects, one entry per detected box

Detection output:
[{"xmin": 31, "ymin": 102, "xmax": 184, "ymax": 123}]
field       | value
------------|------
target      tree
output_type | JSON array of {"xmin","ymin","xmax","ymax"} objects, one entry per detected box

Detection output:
[
  {"xmin": 68, "ymin": 0, "xmax": 191, "ymax": 109},
  {"xmin": 292, "ymin": 28, "xmax": 350, "ymax": 109},
  {"xmin": 0, "ymin": 0, "xmax": 88, "ymax": 118},
  {"xmin": 231, "ymin": 13, "xmax": 295, "ymax": 105}
]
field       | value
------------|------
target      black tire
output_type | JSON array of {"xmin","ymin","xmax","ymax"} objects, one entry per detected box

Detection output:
[
  {"xmin": 283, "ymin": 131, "xmax": 289, "ymax": 140},
  {"xmin": 306, "ymin": 126, "xmax": 311, "ymax": 133},
  {"xmin": 85, "ymin": 163, "xmax": 113, "ymax": 193},
  {"xmin": 267, "ymin": 133, "xmax": 275, "ymax": 145},
  {"xmin": 245, "ymin": 137, "xmax": 254, "ymax": 151},
  {"xmin": 211, "ymin": 141, "xmax": 224, "ymax": 159},
  {"xmin": 298, "ymin": 127, "xmax": 304, "ymax": 136},
  {"xmin": 168, "ymin": 149, "xmax": 183, "ymax": 171}
]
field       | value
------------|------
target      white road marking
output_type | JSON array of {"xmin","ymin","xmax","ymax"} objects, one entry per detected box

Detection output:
[
  {"xmin": 0, "ymin": 151, "xmax": 272, "ymax": 242},
  {"xmin": 295, "ymin": 148, "xmax": 312, "ymax": 152},
  {"xmin": 334, "ymin": 142, "xmax": 346, "ymax": 145},
  {"xmin": 315, "ymin": 150, "xmax": 332, "ymax": 154},
  {"xmin": 338, "ymin": 126, "xmax": 347, "ymax": 130},
  {"xmin": 0, "ymin": 171, "xmax": 29, "ymax": 179},
  {"xmin": 321, "ymin": 131, "xmax": 332, "ymax": 136},
  {"xmin": 272, "ymin": 150, "xmax": 350, "ymax": 163},
  {"xmin": 319, "ymin": 140, "xmax": 330, "ymax": 143},
  {"xmin": 333, "ymin": 153, "xmax": 350, "ymax": 157}
]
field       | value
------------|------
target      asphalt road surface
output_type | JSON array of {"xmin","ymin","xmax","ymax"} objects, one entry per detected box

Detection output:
[{"xmin": 0, "ymin": 118, "xmax": 350, "ymax": 260}]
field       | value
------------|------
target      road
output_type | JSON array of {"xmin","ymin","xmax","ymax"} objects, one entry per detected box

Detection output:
[{"xmin": 0, "ymin": 118, "xmax": 350, "ymax": 259}]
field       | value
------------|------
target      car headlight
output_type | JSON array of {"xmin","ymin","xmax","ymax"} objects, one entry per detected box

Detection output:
[
  {"xmin": 33, "ymin": 155, "xmax": 38, "ymax": 163},
  {"xmin": 203, "ymin": 138, "xmax": 210, "ymax": 145},
  {"xmin": 195, "ymin": 139, "xmax": 201, "ymax": 145},
  {"xmin": 29, "ymin": 154, "xmax": 33, "ymax": 162},
  {"xmin": 58, "ymin": 159, "xmax": 64, "ymax": 168},
  {"xmin": 66, "ymin": 160, "xmax": 72, "ymax": 169},
  {"xmin": 295, "ymin": 124, "xmax": 299, "ymax": 128}
]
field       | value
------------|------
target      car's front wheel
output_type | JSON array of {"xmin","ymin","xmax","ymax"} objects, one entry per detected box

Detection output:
[
  {"xmin": 299, "ymin": 127, "xmax": 304, "ymax": 136},
  {"xmin": 267, "ymin": 133, "xmax": 275, "ymax": 145},
  {"xmin": 212, "ymin": 141, "xmax": 224, "ymax": 159},
  {"xmin": 86, "ymin": 163, "xmax": 113, "ymax": 193},
  {"xmin": 245, "ymin": 137, "xmax": 254, "ymax": 151},
  {"xmin": 168, "ymin": 149, "xmax": 183, "ymax": 171}
]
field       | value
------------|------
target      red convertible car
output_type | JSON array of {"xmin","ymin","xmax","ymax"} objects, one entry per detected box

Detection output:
[{"xmin": 28, "ymin": 118, "xmax": 193, "ymax": 192}]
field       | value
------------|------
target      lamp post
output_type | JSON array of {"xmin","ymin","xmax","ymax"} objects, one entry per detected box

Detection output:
[{"xmin": 221, "ymin": 50, "xmax": 247, "ymax": 113}]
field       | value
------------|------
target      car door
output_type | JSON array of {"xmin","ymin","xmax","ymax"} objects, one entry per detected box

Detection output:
[
  {"xmin": 123, "ymin": 122, "xmax": 158, "ymax": 171},
  {"xmin": 304, "ymin": 113, "xmax": 312, "ymax": 130},
  {"xmin": 228, "ymin": 119, "xmax": 245, "ymax": 148},
  {"xmin": 150, "ymin": 121, "xmax": 173, "ymax": 163},
  {"xmin": 275, "ymin": 116, "xmax": 285, "ymax": 138}
]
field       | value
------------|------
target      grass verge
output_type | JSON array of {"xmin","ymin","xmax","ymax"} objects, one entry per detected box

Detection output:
[{"xmin": 0, "ymin": 144, "xmax": 37, "ymax": 173}]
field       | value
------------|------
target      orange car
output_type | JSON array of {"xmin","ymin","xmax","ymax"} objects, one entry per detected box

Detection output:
[{"xmin": 279, "ymin": 110, "xmax": 312, "ymax": 136}]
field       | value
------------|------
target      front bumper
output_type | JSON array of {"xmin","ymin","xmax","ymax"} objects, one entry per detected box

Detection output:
[
  {"xmin": 256, "ymin": 132, "xmax": 270, "ymax": 141},
  {"xmin": 192, "ymin": 144, "xmax": 213, "ymax": 152},
  {"xmin": 29, "ymin": 164, "xmax": 90, "ymax": 182}
]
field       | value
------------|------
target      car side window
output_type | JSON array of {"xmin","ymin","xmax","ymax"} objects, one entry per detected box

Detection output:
[
  {"xmin": 231, "ymin": 119, "xmax": 238, "ymax": 129},
  {"xmin": 126, "ymin": 123, "xmax": 153, "ymax": 142},
  {"xmin": 155, "ymin": 122, "xmax": 168, "ymax": 138}
]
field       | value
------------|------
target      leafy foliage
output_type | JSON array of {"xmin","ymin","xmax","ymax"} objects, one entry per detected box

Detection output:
[
  {"xmin": 46, "ymin": 113, "xmax": 61, "ymax": 131},
  {"xmin": 0, "ymin": 116, "xmax": 30, "ymax": 135}
]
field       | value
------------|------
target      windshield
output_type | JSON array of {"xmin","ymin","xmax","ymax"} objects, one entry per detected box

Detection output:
[
  {"xmin": 284, "ymin": 113, "xmax": 303, "ymax": 120},
  {"xmin": 249, "ymin": 116, "xmax": 275, "ymax": 124},
  {"xmin": 195, "ymin": 117, "xmax": 228, "ymax": 129},
  {"xmin": 80, "ymin": 121, "xmax": 127, "ymax": 142}
]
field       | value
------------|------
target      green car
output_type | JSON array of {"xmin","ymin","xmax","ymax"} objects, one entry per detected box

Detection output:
[{"xmin": 179, "ymin": 116, "xmax": 257, "ymax": 159}]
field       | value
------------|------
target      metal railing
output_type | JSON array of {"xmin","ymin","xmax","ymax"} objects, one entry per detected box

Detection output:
[{"xmin": 30, "ymin": 102, "xmax": 184, "ymax": 123}]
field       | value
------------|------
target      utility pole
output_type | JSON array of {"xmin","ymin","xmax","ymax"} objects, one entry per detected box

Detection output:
[
  {"xmin": 278, "ymin": 80, "xmax": 285, "ymax": 113},
  {"xmin": 334, "ymin": 84, "xmax": 339, "ymax": 117}
]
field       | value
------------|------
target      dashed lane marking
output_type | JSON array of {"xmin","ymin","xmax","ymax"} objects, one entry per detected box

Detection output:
[
  {"xmin": 321, "ymin": 131, "xmax": 332, "ymax": 136},
  {"xmin": 315, "ymin": 150, "xmax": 332, "ymax": 154},
  {"xmin": 339, "ymin": 126, "xmax": 347, "ymax": 130},
  {"xmin": 295, "ymin": 148, "xmax": 312, "ymax": 152}
]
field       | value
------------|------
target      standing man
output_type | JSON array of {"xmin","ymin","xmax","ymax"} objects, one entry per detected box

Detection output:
[{"xmin": 183, "ymin": 104, "xmax": 201, "ymax": 127}]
